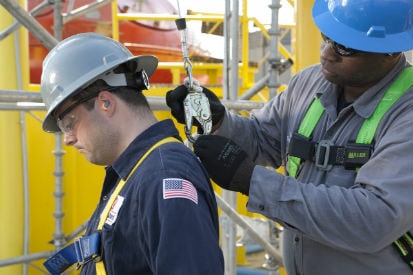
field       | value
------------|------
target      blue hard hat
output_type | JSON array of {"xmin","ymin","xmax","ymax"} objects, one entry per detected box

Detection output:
[{"xmin": 312, "ymin": 0, "xmax": 413, "ymax": 53}]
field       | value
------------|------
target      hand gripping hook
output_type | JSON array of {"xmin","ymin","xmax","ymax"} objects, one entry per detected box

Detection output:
[{"xmin": 183, "ymin": 77, "xmax": 212, "ymax": 143}]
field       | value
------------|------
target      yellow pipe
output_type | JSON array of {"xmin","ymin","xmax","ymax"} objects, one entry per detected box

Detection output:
[
  {"xmin": 111, "ymin": 0, "xmax": 119, "ymax": 40},
  {"xmin": 241, "ymin": 0, "xmax": 250, "ymax": 88},
  {"xmin": 0, "ymin": 4, "xmax": 27, "ymax": 275},
  {"xmin": 295, "ymin": 0, "xmax": 320, "ymax": 72}
]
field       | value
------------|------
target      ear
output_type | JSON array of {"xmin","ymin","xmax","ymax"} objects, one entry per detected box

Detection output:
[{"xmin": 97, "ymin": 91, "xmax": 116, "ymax": 116}]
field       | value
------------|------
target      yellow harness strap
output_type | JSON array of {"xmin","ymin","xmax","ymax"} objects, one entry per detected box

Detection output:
[{"xmin": 95, "ymin": 137, "xmax": 180, "ymax": 275}]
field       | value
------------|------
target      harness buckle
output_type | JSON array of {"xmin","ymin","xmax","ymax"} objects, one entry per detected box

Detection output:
[
  {"xmin": 315, "ymin": 140, "xmax": 334, "ymax": 171},
  {"xmin": 73, "ymin": 232, "xmax": 101, "ymax": 266}
]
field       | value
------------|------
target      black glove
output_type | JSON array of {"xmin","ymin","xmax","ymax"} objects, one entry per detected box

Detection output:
[
  {"xmin": 166, "ymin": 85, "xmax": 225, "ymax": 131},
  {"xmin": 193, "ymin": 135, "xmax": 254, "ymax": 195}
]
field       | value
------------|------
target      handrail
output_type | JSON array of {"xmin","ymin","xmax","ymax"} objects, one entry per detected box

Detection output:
[{"xmin": 111, "ymin": 0, "xmax": 294, "ymax": 90}]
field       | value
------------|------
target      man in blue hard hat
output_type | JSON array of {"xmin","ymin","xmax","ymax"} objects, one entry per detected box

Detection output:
[{"xmin": 166, "ymin": 0, "xmax": 413, "ymax": 274}]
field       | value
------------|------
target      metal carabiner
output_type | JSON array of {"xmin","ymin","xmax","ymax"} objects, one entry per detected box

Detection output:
[{"xmin": 183, "ymin": 78, "xmax": 212, "ymax": 143}]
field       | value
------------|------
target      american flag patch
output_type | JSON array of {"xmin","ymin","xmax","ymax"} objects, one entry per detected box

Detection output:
[{"xmin": 163, "ymin": 178, "xmax": 198, "ymax": 204}]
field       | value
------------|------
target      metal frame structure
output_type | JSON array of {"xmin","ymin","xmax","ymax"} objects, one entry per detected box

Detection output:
[{"xmin": 0, "ymin": 0, "xmax": 294, "ymax": 274}]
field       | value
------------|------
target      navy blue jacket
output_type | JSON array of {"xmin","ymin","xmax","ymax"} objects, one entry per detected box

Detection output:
[{"xmin": 81, "ymin": 119, "xmax": 224, "ymax": 275}]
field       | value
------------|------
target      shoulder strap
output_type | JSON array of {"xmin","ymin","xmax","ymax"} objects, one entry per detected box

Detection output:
[
  {"xmin": 97, "ymin": 136, "xmax": 180, "ymax": 229},
  {"xmin": 95, "ymin": 136, "xmax": 180, "ymax": 275},
  {"xmin": 357, "ymin": 67, "xmax": 413, "ymax": 144},
  {"xmin": 288, "ymin": 97, "xmax": 325, "ymax": 177},
  {"xmin": 297, "ymin": 97, "xmax": 325, "ymax": 137},
  {"xmin": 355, "ymin": 67, "xmax": 413, "ymax": 271}
]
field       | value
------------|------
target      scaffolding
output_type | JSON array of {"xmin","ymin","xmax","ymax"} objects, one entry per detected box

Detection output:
[{"xmin": 0, "ymin": 0, "xmax": 308, "ymax": 274}]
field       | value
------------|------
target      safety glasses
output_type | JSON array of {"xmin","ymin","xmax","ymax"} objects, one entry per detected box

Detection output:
[
  {"xmin": 56, "ymin": 91, "xmax": 101, "ymax": 134},
  {"xmin": 321, "ymin": 33, "xmax": 366, "ymax": 57},
  {"xmin": 56, "ymin": 86, "xmax": 121, "ymax": 134}
]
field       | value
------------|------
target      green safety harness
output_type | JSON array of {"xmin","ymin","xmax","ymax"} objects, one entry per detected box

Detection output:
[{"xmin": 287, "ymin": 67, "xmax": 413, "ymax": 271}]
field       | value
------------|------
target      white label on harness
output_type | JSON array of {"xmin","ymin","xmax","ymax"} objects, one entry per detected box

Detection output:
[{"xmin": 105, "ymin": 195, "xmax": 124, "ymax": 226}]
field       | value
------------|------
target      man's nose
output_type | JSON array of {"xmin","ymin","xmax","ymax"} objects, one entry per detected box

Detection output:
[
  {"xmin": 63, "ymin": 133, "xmax": 76, "ymax": 146},
  {"xmin": 320, "ymin": 41, "xmax": 340, "ymax": 61}
]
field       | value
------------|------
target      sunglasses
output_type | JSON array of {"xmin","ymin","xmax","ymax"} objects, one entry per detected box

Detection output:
[{"xmin": 321, "ymin": 33, "xmax": 366, "ymax": 57}]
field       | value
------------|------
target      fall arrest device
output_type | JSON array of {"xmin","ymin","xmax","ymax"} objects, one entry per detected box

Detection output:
[
  {"xmin": 287, "ymin": 67, "xmax": 413, "ymax": 271},
  {"xmin": 43, "ymin": 137, "xmax": 181, "ymax": 275},
  {"xmin": 175, "ymin": 2, "xmax": 212, "ymax": 143}
]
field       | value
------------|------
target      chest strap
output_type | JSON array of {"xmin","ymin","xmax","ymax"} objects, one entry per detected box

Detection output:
[
  {"xmin": 43, "ymin": 137, "xmax": 181, "ymax": 275},
  {"xmin": 288, "ymin": 133, "xmax": 372, "ymax": 171}
]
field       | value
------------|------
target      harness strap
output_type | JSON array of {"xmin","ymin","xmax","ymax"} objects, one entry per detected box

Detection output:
[
  {"xmin": 356, "ymin": 67, "xmax": 413, "ymax": 144},
  {"xmin": 43, "ymin": 137, "xmax": 181, "ymax": 275},
  {"xmin": 359, "ymin": 67, "xmax": 413, "ymax": 270},
  {"xmin": 95, "ymin": 136, "xmax": 180, "ymax": 275},
  {"xmin": 288, "ymin": 134, "xmax": 372, "ymax": 171},
  {"xmin": 393, "ymin": 232, "xmax": 413, "ymax": 271},
  {"xmin": 43, "ymin": 240, "xmax": 87, "ymax": 275},
  {"xmin": 287, "ymin": 97, "xmax": 324, "ymax": 177}
]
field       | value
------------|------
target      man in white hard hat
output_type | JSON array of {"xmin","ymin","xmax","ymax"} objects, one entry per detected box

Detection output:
[{"xmin": 40, "ymin": 32, "xmax": 224, "ymax": 275}]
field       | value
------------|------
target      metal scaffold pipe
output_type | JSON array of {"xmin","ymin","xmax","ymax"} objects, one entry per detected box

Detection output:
[
  {"xmin": 239, "ymin": 73, "xmax": 271, "ymax": 100},
  {"xmin": 0, "ymin": 251, "xmax": 54, "ymax": 267},
  {"xmin": 215, "ymin": 193, "xmax": 283, "ymax": 266},
  {"xmin": 0, "ymin": 0, "xmax": 58, "ymax": 49},
  {"xmin": 0, "ymin": 90, "xmax": 44, "ymax": 103},
  {"xmin": 0, "ymin": 0, "xmax": 49, "ymax": 41},
  {"xmin": 63, "ymin": 0, "xmax": 112, "ymax": 23},
  {"xmin": 0, "ymin": 90, "xmax": 266, "ymax": 111},
  {"xmin": 267, "ymin": 0, "xmax": 282, "ymax": 98},
  {"xmin": 222, "ymin": 0, "xmax": 241, "ymax": 274}
]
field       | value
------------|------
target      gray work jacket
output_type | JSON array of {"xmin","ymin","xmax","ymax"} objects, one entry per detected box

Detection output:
[{"xmin": 216, "ymin": 54, "xmax": 413, "ymax": 275}]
